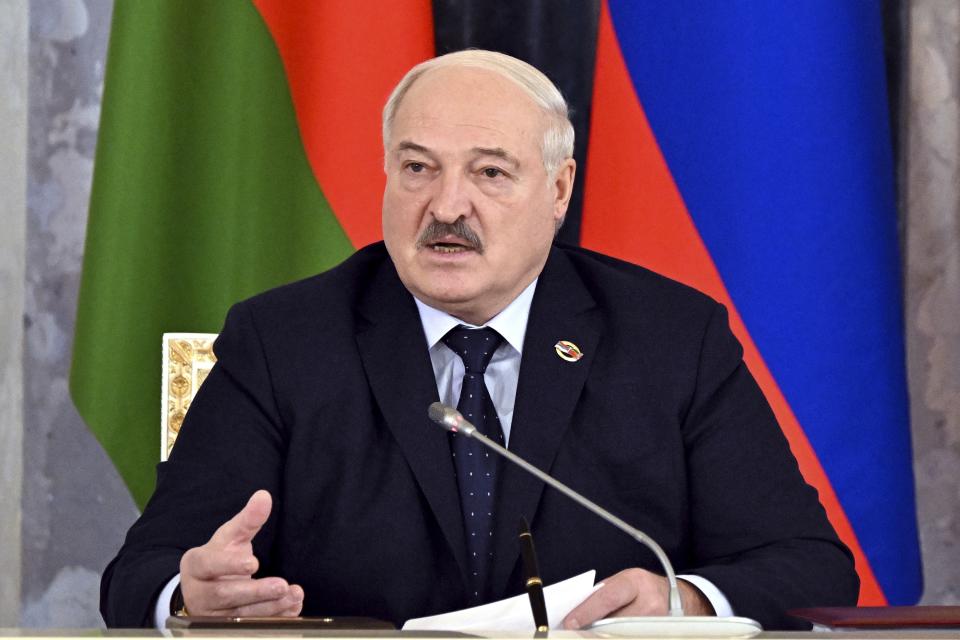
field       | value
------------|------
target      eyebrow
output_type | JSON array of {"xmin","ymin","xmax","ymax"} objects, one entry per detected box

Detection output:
[
  {"xmin": 395, "ymin": 141, "xmax": 431, "ymax": 155},
  {"xmin": 471, "ymin": 147, "xmax": 520, "ymax": 169},
  {"xmin": 394, "ymin": 141, "xmax": 520, "ymax": 169}
]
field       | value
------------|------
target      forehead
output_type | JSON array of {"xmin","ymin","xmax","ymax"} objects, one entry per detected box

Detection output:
[{"xmin": 390, "ymin": 67, "xmax": 545, "ymax": 156}]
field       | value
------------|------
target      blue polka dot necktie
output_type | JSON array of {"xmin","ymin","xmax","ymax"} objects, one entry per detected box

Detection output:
[{"xmin": 442, "ymin": 325, "xmax": 505, "ymax": 604}]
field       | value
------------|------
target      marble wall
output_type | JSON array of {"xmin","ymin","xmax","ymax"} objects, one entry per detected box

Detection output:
[
  {"xmin": 907, "ymin": 0, "xmax": 960, "ymax": 607},
  {"xmin": 0, "ymin": 0, "xmax": 958, "ymax": 627},
  {"xmin": 21, "ymin": 0, "xmax": 137, "ymax": 627},
  {"xmin": 0, "ymin": 0, "xmax": 28, "ymax": 629}
]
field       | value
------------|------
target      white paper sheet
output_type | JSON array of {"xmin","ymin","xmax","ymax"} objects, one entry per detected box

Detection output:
[{"xmin": 402, "ymin": 570, "xmax": 598, "ymax": 632}]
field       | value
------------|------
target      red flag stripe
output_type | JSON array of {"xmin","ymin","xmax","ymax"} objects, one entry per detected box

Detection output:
[{"xmin": 252, "ymin": 0, "xmax": 434, "ymax": 248}]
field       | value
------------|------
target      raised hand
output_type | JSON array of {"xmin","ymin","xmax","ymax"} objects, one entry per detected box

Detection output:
[{"xmin": 179, "ymin": 490, "xmax": 303, "ymax": 617}]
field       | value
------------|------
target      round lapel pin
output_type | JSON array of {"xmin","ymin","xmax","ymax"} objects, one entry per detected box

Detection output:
[{"xmin": 554, "ymin": 340, "xmax": 583, "ymax": 362}]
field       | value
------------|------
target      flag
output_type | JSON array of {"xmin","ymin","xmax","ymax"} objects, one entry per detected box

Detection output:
[
  {"xmin": 582, "ymin": 0, "xmax": 921, "ymax": 604},
  {"xmin": 71, "ymin": 0, "xmax": 433, "ymax": 509}
]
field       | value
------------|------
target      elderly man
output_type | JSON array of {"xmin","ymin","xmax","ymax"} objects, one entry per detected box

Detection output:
[{"xmin": 101, "ymin": 50, "xmax": 858, "ymax": 630}]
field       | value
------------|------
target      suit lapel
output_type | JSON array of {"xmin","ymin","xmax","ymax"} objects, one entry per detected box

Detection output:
[
  {"xmin": 490, "ymin": 247, "xmax": 602, "ymax": 596},
  {"xmin": 355, "ymin": 259, "xmax": 469, "ymax": 590}
]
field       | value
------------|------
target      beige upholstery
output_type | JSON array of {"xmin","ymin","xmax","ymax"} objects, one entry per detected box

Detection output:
[{"xmin": 161, "ymin": 333, "xmax": 218, "ymax": 461}]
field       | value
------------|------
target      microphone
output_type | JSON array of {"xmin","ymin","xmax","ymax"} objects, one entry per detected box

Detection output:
[
  {"xmin": 429, "ymin": 402, "xmax": 683, "ymax": 614},
  {"xmin": 428, "ymin": 402, "xmax": 762, "ymax": 637}
]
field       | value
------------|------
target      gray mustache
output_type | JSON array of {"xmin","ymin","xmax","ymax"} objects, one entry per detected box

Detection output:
[{"xmin": 416, "ymin": 219, "xmax": 484, "ymax": 253}]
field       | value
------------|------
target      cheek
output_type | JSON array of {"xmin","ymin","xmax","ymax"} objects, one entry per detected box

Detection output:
[
  {"xmin": 515, "ymin": 198, "xmax": 561, "ymax": 238},
  {"xmin": 382, "ymin": 197, "xmax": 413, "ymax": 253},
  {"xmin": 399, "ymin": 172, "xmax": 433, "ymax": 192},
  {"xmin": 383, "ymin": 188, "xmax": 424, "ymax": 230},
  {"xmin": 476, "ymin": 179, "xmax": 515, "ymax": 199}
]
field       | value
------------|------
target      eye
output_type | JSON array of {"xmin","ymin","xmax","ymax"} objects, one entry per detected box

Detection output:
[
  {"xmin": 482, "ymin": 167, "xmax": 504, "ymax": 179},
  {"xmin": 406, "ymin": 162, "xmax": 426, "ymax": 173}
]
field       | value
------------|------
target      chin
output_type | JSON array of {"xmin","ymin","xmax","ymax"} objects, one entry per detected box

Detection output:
[
  {"xmin": 422, "ymin": 287, "xmax": 477, "ymax": 308},
  {"xmin": 413, "ymin": 270, "xmax": 478, "ymax": 299},
  {"xmin": 412, "ymin": 282, "xmax": 480, "ymax": 314}
]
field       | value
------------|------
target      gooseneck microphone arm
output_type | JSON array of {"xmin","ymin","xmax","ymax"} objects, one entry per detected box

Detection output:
[{"xmin": 428, "ymin": 402, "xmax": 684, "ymax": 617}]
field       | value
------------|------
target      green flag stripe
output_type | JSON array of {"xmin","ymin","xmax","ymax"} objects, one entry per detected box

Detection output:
[{"xmin": 72, "ymin": 0, "xmax": 355, "ymax": 508}]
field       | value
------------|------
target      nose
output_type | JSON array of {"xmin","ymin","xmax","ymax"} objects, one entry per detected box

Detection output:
[{"xmin": 430, "ymin": 170, "xmax": 472, "ymax": 223}]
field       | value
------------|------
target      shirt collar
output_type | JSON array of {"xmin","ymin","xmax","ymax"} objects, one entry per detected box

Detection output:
[{"xmin": 414, "ymin": 278, "xmax": 538, "ymax": 354}]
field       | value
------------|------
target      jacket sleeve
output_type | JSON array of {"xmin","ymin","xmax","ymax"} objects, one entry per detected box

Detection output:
[
  {"xmin": 681, "ymin": 303, "xmax": 860, "ymax": 629},
  {"xmin": 100, "ymin": 301, "xmax": 287, "ymax": 627}
]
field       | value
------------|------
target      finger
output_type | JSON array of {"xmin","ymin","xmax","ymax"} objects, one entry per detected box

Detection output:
[
  {"xmin": 274, "ymin": 584, "xmax": 305, "ymax": 617},
  {"xmin": 213, "ymin": 490, "xmax": 272, "ymax": 546},
  {"xmin": 226, "ymin": 585, "xmax": 305, "ymax": 618},
  {"xmin": 201, "ymin": 576, "xmax": 290, "ymax": 612},
  {"xmin": 182, "ymin": 545, "xmax": 259, "ymax": 581},
  {"xmin": 277, "ymin": 585, "xmax": 304, "ymax": 617},
  {"xmin": 563, "ymin": 572, "xmax": 638, "ymax": 629},
  {"xmin": 288, "ymin": 584, "xmax": 304, "ymax": 603}
]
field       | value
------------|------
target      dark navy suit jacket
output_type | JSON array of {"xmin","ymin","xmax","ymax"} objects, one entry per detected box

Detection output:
[{"xmin": 101, "ymin": 242, "xmax": 858, "ymax": 629}]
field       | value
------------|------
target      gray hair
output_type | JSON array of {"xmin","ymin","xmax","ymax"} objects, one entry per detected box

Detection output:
[{"xmin": 382, "ymin": 50, "xmax": 575, "ymax": 177}]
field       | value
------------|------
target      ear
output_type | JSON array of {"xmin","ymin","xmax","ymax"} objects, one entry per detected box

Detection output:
[{"xmin": 552, "ymin": 158, "xmax": 577, "ymax": 222}]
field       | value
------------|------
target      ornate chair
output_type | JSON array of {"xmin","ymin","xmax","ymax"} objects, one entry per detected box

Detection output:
[{"xmin": 161, "ymin": 333, "xmax": 218, "ymax": 460}]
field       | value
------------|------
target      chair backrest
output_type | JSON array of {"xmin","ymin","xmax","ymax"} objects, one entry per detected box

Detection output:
[{"xmin": 161, "ymin": 332, "xmax": 218, "ymax": 461}]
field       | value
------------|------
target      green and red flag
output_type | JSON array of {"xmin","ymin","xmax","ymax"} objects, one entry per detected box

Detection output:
[{"xmin": 71, "ymin": 1, "xmax": 433, "ymax": 508}]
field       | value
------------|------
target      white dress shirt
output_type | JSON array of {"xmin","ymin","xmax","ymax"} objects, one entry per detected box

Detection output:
[
  {"xmin": 155, "ymin": 279, "xmax": 732, "ymax": 627},
  {"xmin": 414, "ymin": 279, "xmax": 537, "ymax": 446}
]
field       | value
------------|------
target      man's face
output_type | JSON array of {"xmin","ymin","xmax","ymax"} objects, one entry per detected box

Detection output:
[{"xmin": 382, "ymin": 66, "xmax": 575, "ymax": 325}]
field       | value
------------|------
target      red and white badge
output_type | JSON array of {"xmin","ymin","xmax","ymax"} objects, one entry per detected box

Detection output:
[{"xmin": 554, "ymin": 340, "xmax": 583, "ymax": 362}]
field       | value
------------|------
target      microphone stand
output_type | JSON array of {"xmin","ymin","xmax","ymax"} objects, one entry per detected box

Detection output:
[{"xmin": 429, "ymin": 402, "xmax": 762, "ymax": 638}]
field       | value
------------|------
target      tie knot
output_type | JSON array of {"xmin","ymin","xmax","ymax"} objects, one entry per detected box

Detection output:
[{"xmin": 442, "ymin": 326, "xmax": 503, "ymax": 374}]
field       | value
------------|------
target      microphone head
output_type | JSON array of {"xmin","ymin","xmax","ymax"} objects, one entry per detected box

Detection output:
[
  {"xmin": 428, "ymin": 402, "xmax": 477, "ymax": 436},
  {"xmin": 428, "ymin": 402, "xmax": 459, "ymax": 432}
]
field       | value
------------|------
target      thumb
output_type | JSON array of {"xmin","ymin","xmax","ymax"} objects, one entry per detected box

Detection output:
[{"xmin": 215, "ymin": 489, "xmax": 272, "ymax": 545}]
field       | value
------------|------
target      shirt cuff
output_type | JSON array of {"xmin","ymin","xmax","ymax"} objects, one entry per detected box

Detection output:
[
  {"xmin": 154, "ymin": 574, "xmax": 181, "ymax": 629},
  {"xmin": 677, "ymin": 574, "xmax": 734, "ymax": 617}
]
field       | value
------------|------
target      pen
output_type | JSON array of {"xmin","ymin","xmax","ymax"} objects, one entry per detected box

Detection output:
[{"xmin": 519, "ymin": 516, "xmax": 549, "ymax": 633}]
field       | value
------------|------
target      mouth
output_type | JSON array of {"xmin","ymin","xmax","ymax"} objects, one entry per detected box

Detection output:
[{"xmin": 427, "ymin": 239, "xmax": 476, "ymax": 254}]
